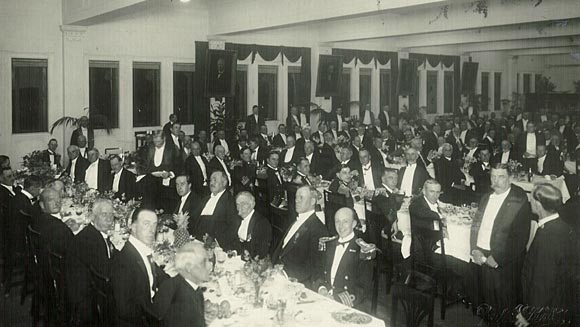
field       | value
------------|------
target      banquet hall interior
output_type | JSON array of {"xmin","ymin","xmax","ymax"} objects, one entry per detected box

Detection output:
[{"xmin": 1, "ymin": 0, "xmax": 580, "ymax": 326}]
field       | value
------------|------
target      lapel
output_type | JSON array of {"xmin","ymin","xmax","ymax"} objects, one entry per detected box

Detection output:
[
  {"xmin": 281, "ymin": 214, "xmax": 313, "ymax": 257},
  {"xmin": 490, "ymin": 188, "xmax": 522, "ymax": 238},
  {"xmin": 124, "ymin": 242, "xmax": 151, "ymax": 297},
  {"xmin": 246, "ymin": 212, "xmax": 257, "ymax": 241}
]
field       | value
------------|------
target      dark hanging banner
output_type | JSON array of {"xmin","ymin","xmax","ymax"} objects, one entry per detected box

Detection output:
[{"xmin": 194, "ymin": 41, "xmax": 210, "ymax": 134}]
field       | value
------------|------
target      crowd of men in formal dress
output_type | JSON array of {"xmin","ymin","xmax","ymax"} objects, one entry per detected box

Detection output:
[{"xmin": 1, "ymin": 104, "xmax": 579, "ymax": 326}]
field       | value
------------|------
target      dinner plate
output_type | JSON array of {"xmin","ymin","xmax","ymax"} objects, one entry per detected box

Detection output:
[{"xmin": 331, "ymin": 310, "xmax": 372, "ymax": 324}]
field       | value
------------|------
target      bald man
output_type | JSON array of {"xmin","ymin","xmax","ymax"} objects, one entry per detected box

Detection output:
[
  {"xmin": 316, "ymin": 208, "xmax": 372, "ymax": 309},
  {"xmin": 65, "ymin": 145, "xmax": 89, "ymax": 183},
  {"xmin": 397, "ymin": 147, "xmax": 429, "ymax": 196}
]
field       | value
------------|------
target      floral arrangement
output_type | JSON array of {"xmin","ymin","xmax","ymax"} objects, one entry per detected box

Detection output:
[
  {"xmin": 507, "ymin": 159, "xmax": 523, "ymax": 176},
  {"xmin": 463, "ymin": 155, "xmax": 478, "ymax": 171},
  {"xmin": 256, "ymin": 164, "xmax": 268, "ymax": 179},
  {"xmin": 280, "ymin": 164, "xmax": 296, "ymax": 183},
  {"xmin": 202, "ymin": 152, "xmax": 215, "ymax": 162},
  {"xmin": 152, "ymin": 239, "xmax": 176, "ymax": 267},
  {"xmin": 16, "ymin": 150, "xmax": 62, "ymax": 184}
]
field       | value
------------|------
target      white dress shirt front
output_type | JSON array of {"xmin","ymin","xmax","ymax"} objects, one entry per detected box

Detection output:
[
  {"xmin": 70, "ymin": 157, "xmax": 78, "ymax": 182},
  {"xmin": 128, "ymin": 236, "xmax": 155, "ymax": 299},
  {"xmin": 501, "ymin": 151, "xmax": 510, "ymax": 164},
  {"xmin": 237, "ymin": 210, "xmax": 255, "ymax": 241},
  {"xmin": 171, "ymin": 134, "xmax": 181, "ymax": 149},
  {"xmin": 178, "ymin": 192, "xmax": 191, "ymax": 214},
  {"xmin": 537, "ymin": 155, "xmax": 546, "ymax": 174},
  {"xmin": 194, "ymin": 156, "xmax": 208, "ymax": 185},
  {"xmin": 79, "ymin": 147, "xmax": 87, "ymax": 158},
  {"xmin": 1, "ymin": 183, "xmax": 15, "ymax": 196},
  {"xmin": 200, "ymin": 190, "xmax": 226, "ymax": 216},
  {"xmin": 476, "ymin": 188, "xmax": 511, "ymax": 250},
  {"xmin": 283, "ymin": 210, "xmax": 314, "ymax": 248},
  {"xmin": 362, "ymin": 163, "xmax": 376, "ymax": 190},
  {"xmin": 112, "ymin": 168, "xmax": 123, "ymax": 193},
  {"xmin": 284, "ymin": 146, "xmax": 295, "ymax": 163},
  {"xmin": 217, "ymin": 158, "xmax": 232, "ymax": 185},
  {"xmin": 525, "ymin": 133, "xmax": 537, "ymax": 157},
  {"xmin": 85, "ymin": 161, "xmax": 99, "ymax": 190},
  {"xmin": 48, "ymin": 150, "xmax": 56, "ymax": 165},
  {"xmin": 400, "ymin": 164, "xmax": 417, "ymax": 196},
  {"xmin": 330, "ymin": 232, "xmax": 355, "ymax": 285},
  {"xmin": 337, "ymin": 115, "xmax": 343, "ymax": 131},
  {"xmin": 154, "ymin": 145, "xmax": 165, "ymax": 167},
  {"xmin": 219, "ymin": 139, "xmax": 230, "ymax": 154}
]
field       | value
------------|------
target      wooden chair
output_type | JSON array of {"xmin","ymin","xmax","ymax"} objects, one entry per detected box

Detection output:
[
  {"xmin": 89, "ymin": 265, "xmax": 114, "ymax": 326},
  {"xmin": 26, "ymin": 226, "xmax": 43, "ymax": 324},
  {"xmin": 269, "ymin": 205, "xmax": 290, "ymax": 254},
  {"xmin": 47, "ymin": 249, "xmax": 67, "ymax": 324},
  {"xmin": 3, "ymin": 209, "xmax": 30, "ymax": 298},
  {"xmin": 323, "ymin": 190, "xmax": 349, "ymax": 235},
  {"xmin": 391, "ymin": 270, "xmax": 436, "ymax": 327}
]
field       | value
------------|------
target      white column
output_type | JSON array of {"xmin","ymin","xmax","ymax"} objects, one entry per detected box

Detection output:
[
  {"xmin": 507, "ymin": 57, "xmax": 516, "ymax": 98},
  {"xmin": 119, "ymin": 57, "xmax": 134, "ymax": 151},
  {"xmin": 518, "ymin": 73, "xmax": 524, "ymax": 94},
  {"xmin": 489, "ymin": 71, "xmax": 495, "ymax": 111},
  {"xmin": 160, "ymin": 60, "xmax": 173, "ymax": 128},
  {"xmin": 437, "ymin": 67, "xmax": 444, "ymax": 114},
  {"xmin": 279, "ymin": 56, "xmax": 288, "ymax": 121},
  {"xmin": 351, "ymin": 63, "xmax": 361, "ymax": 119},
  {"xmin": 247, "ymin": 62, "xmax": 258, "ymax": 115},
  {"xmin": 398, "ymin": 52, "xmax": 409, "ymax": 113},
  {"xmin": 530, "ymin": 73, "xmax": 536, "ymax": 93},
  {"xmin": 371, "ymin": 64, "xmax": 380, "ymax": 117}
]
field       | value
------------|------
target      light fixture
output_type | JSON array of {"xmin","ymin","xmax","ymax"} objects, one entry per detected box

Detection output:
[{"xmin": 180, "ymin": 0, "xmax": 191, "ymax": 2}]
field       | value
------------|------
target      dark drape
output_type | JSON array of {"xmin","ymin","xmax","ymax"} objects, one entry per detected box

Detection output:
[
  {"xmin": 194, "ymin": 41, "xmax": 210, "ymax": 134},
  {"xmin": 332, "ymin": 48, "xmax": 398, "ymax": 114}
]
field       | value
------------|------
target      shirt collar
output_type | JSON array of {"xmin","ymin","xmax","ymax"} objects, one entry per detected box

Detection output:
[
  {"xmin": 242, "ymin": 210, "xmax": 255, "ymax": 221},
  {"xmin": 211, "ymin": 189, "xmax": 226, "ymax": 199},
  {"xmin": 297, "ymin": 209, "xmax": 315, "ymax": 222},
  {"xmin": 129, "ymin": 235, "xmax": 153, "ymax": 256},
  {"xmin": 267, "ymin": 164, "xmax": 278, "ymax": 171},
  {"xmin": 181, "ymin": 191, "xmax": 191, "ymax": 202},
  {"xmin": 115, "ymin": 168, "xmax": 124, "ymax": 176},
  {"xmin": 21, "ymin": 189, "xmax": 34, "ymax": 200},
  {"xmin": 1, "ymin": 183, "xmax": 14, "ymax": 193},
  {"xmin": 338, "ymin": 232, "xmax": 355, "ymax": 244},
  {"xmin": 383, "ymin": 185, "xmax": 395, "ymax": 193},
  {"xmin": 184, "ymin": 277, "xmax": 199, "ymax": 291},
  {"xmin": 363, "ymin": 162, "xmax": 371, "ymax": 170},
  {"xmin": 538, "ymin": 213, "xmax": 559, "ymax": 228},
  {"xmin": 491, "ymin": 187, "xmax": 511, "ymax": 198}
]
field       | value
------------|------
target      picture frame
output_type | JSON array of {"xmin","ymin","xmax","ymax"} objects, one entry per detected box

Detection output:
[
  {"xmin": 205, "ymin": 49, "xmax": 238, "ymax": 98},
  {"xmin": 315, "ymin": 54, "xmax": 343, "ymax": 97}
]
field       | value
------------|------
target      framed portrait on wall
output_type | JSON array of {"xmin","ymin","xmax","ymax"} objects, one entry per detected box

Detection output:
[
  {"xmin": 315, "ymin": 54, "xmax": 343, "ymax": 97},
  {"xmin": 205, "ymin": 49, "xmax": 237, "ymax": 97}
]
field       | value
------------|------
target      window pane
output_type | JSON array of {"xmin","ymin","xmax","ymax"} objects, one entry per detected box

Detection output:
[
  {"xmin": 133, "ymin": 62, "xmax": 160, "ymax": 127},
  {"xmin": 258, "ymin": 66, "xmax": 277, "ymax": 120},
  {"xmin": 494, "ymin": 72, "xmax": 502, "ymax": 111},
  {"xmin": 90, "ymin": 61, "xmax": 119, "ymax": 129},
  {"xmin": 288, "ymin": 66, "xmax": 301, "ymax": 110},
  {"xmin": 523, "ymin": 73, "xmax": 531, "ymax": 94},
  {"xmin": 444, "ymin": 71, "xmax": 454, "ymax": 114},
  {"xmin": 426, "ymin": 71, "xmax": 438, "ymax": 114},
  {"xmin": 12, "ymin": 59, "xmax": 48, "ymax": 133},
  {"xmin": 235, "ymin": 66, "xmax": 247, "ymax": 122},
  {"xmin": 359, "ymin": 69, "xmax": 372, "ymax": 112},
  {"xmin": 481, "ymin": 72, "xmax": 489, "ymax": 111},
  {"xmin": 379, "ymin": 70, "xmax": 391, "ymax": 109},
  {"xmin": 409, "ymin": 71, "xmax": 419, "ymax": 114},
  {"xmin": 173, "ymin": 63, "xmax": 195, "ymax": 125},
  {"xmin": 333, "ymin": 70, "xmax": 351, "ymax": 116}
]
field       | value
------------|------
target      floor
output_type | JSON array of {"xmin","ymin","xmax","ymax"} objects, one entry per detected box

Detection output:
[{"xmin": 0, "ymin": 272, "xmax": 483, "ymax": 327}]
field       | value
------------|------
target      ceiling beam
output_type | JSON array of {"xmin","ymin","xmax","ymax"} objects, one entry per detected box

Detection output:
[
  {"xmin": 318, "ymin": 0, "xmax": 580, "ymax": 43},
  {"xmin": 509, "ymin": 47, "xmax": 580, "ymax": 56},
  {"xmin": 207, "ymin": 0, "xmax": 453, "ymax": 36},
  {"xmin": 62, "ymin": 0, "xmax": 148, "ymax": 25}
]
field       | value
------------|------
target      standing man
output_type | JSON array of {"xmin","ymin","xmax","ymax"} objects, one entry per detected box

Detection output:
[
  {"xmin": 246, "ymin": 105, "xmax": 264, "ymax": 137},
  {"xmin": 357, "ymin": 149, "xmax": 382, "ymax": 191},
  {"xmin": 518, "ymin": 121, "xmax": 545, "ymax": 171},
  {"xmin": 146, "ymin": 130, "xmax": 182, "ymax": 211},
  {"xmin": 163, "ymin": 113, "xmax": 177, "ymax": 139},
  {"xmin": 273, "ymin": 185, "xmax": 327, "ymax": 289},
  {"xmin": 184, "ymin": 141, "xmax": 209, "ymax": 197},
  {"xmin": 70, "ymin": 116, "xmax": 94, "ymax": 149},
  {"xmin": 264, "ymin": 151, "xmax": 284, "ymax": 206},
  {"xmin": 470, "ymin": 164, "xmax": 531, "ymax": 313}
]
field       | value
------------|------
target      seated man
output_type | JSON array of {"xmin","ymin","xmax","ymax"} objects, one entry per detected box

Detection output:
[
  {"xmin": 469, "ymin": 147, "xmax": 492, "ymax": 194},
  {"xmin": 85, "ymin": 148, "xmax": 112, "ymax": 192},
  {"xmin": 111, "ymin": 208, "xmax": 170, "ymax": 327},
  {"xmin": 189, "ymin": 171, "xmax": 239, "ymax": 251},
  {"xmin": 374, "ymin": 169, "xmax": 403, "ymax": 239},
  {"xmin": 433, "ymin": 143, "xmax": 465, "ymax": 204},
  {"xmin": 272, "ymin": 185, "xmax": 327, "ymax": 289},
  {"xmin": 232, "ymin": 147, "xmax": 257, "ymax": 194},
  {"xmin": 174, "ymin": 175, "xmax": 198, "ymax": 216},
  {"xmin": 316, "ymin": 208, "xmax": 372, "ymax": 309},
  {"xmin": 397, "ymin": 147, "xmax": 430, "ymax": 197},
  {"xmin": 207, "ymin": 145, "xmax": 232, "ymax": 187},
  {"xmin": 235, "ymin": 192, "xmax": 272, "ymax": 259},
  {"xmin": 534, "ymin": 144, "xmax": 563, "ymax": 177},
  {"xmin": 41, "ymin": 138, "xmax": 61, "ymax": 168},
  {"xmin": 292, "ymin": 157, "xmax": 314, "ymax": 186},
  {"xmin": 153, "ymin": 242, "xmax": 210, "ymax": 327},
  {"xmin": 357, "ymin": 149, "xmax": 382, "ymax": 191},
  {"xmin": 408, "ymin": 179, "xmax": 445, "ymax": 265},
  {"xmin": 184, "ymin": 141, "xmax": 210, "ymax": 197},
  {"xmin": 110, "ymin": 154, "xmax": 136, "ymax": 201},
  {"xmin": 64, "ymin": 145, "xmax": 89, "ymax": 183},
  {"xmin": 491, "ymin": 140, "xmax": 517, "ymax": 165},
  {"xmin": 280, "ymin": 135, "xmax": 300, "ymax": 165},
  {"xmin": 328, "ymin": 164, "xmax": 355, "ymax": 208}
]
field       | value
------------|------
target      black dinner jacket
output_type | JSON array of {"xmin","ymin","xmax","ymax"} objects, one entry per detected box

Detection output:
[
  {"xmin": 7, "ymin": 190, "xmax": 34, "ymax": 254},
  {"xmin": 70, "ymin": 127, "xmax": 94, "ymax": 149},
  {"xmin": 409, "ymin": 196, "xmax": 442, "ymax": 231},
  {"xmin": 112, "ymin": 168, "xmax": 136, "ymax": 200},
  {"xmin": 233, "ymin": 161, "xmax": 257, "ymax": 194},
  {"xmin": 271, "ymin": 133, "xmax": 287, "ymax": 148},
  {"xmin": 533, "ymin": 152, "xmax": 563, "ymax": 176},
  {"xmin": 258, "ymin": 134, "xmax": 272, "ymax": 148},
  {"xmin": 153, "ymin": 275, "xmax": 205, "ymax": 327},
  {"xmin": 184, "ymin": 155, "xmax": 210, "ymax": 196},
  {"xmin": 319, "ymin": 143, "xmax": 339, "ymax": 179},
  {"xmin": 174, "ymin": 191, "xmax": 199, "ymax": 216},
  {"xmin": 272, "ymin": 213, "xmax": 328, "ymax": 289},
  {"xmin": 40, "ymin": 149, "xmax": 62, "ymax": 168},
  {"xmin": 33, "ymin": 212, "xmax": 74, "ymax": 258},
  {"xmin": 206, "ymin": 157, "xmax": 231, "ymax": 180},
  {"xmin": 516, "ymin": 132, "xmax": 545, "ymax": 158},
  {"xmin": 134, "ymin": 174, "xmax": 162, "ymax": 210},
  {"xmin": 373, "ymin": 188, "xmax": 401, "ymax": 231},
  {"xmin": 491, "ymin": 150, "xmax": 518, "ymax": 165},
  {"xmin": 265, "ymin": 166, "xmax": 284, "ymax": 204},
  {"xmin": 469, "ymin": 161, "xmax": 491, "ymax": 194},
  {"xmin": 306, "ymin": 151, "xmax": 323, "ymax": 177},
  {"xmin": 245, "ymin": 114, "xmax": 265, "ymax": 136},
  {"xmin": 397, "ymin": 164, "xmax": 429, "ymax": 196},
  {"xmin": 280, "ymin": 147, "xmax": 300, "ymax": 165},
  {"xmin": 188, "ymin": 191, "xmax": 240, "ymax": 251},
  {"xmin": 66, "ymin": 224, "xmax": 116, "ymax": 323},
  {"xmin": 239, "ymin": 211, "xmax": 272, "ymax": 259},
  {"xmin": 252, "ymin": 146, "xmax": 268, "ymax": 165},
  {"xmin": 86, "ymin": 158, "xmax": 113, "ymax": 192},
  {"xmin": 433, "ymin": 157, "xmax": 464, "ymax": 193},
  {"xmin": 146, "ymin": 144, "xmax": 183, "ymax": 178},
  {"xmin": 357, "ymin": 163, "xmax": 383, "ymax": 190},
  {"xmin": 65, "ymin": 156, "xmax": 90, "ymax": 183},
  {"xmin": 111, "ymin": 241, "xmax": 169, "ymax": 327},
  {"xmin": 470, "ymin": 185, "xmax": 531, "ymax": 267},
  {"xmin": 316, "ymin": 238, "xmax": 372, "ymax": 308}
]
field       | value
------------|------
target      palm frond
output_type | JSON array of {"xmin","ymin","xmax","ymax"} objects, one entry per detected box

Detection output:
[{"xmin": 50, "ymin": 116, "xmax": 79, "ymax": 134}]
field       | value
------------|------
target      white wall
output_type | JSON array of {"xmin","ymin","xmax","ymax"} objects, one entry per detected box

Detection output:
[{"xmin": 543, "ymin": 54, "xmax": 580, "ymax": 93}]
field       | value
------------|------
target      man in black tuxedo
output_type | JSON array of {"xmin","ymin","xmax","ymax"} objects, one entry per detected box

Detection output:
[
  {"xmin": 65, "ymin": 145, "xmax": 89, "ymax": 184},
  {"xmin": 207, "ymin": 145, "xmax": 232, "ymax": 187},
  {"xmin": 264, "ymin": 152, "xmax": 285, "ymax": 206},
  {"xmin": 491, "ymin": 140, "xmax": 517, "ymax": 165},
  {"xmin": 280, "ymin": 135, "xmax": 300, "ymax": 165},
  {"xmin": 374, "ymin": 169, "xmax": 402, "ymax": 238},
  {"xmin": 110, "ymin": 155, "xmax": 136, "ymax": 201},
  {"xmin": 303, "ymin": 141, "xmax": 322, "ymax": 177},
  {"xmin": 316, "ymin": 208, "xmax": 372, "ymax": 309},
  {"xmin": 189, "ymin": 171, "xmax": 240, "ymax": 251},
  {"xmin": 258, "ymin": 125, "xmax": 272, "ymax": 148},
  {"xmin": 433, "ymin": 143, "xmax": 465, "ymax": 204},
  {"xmin": 319, "ymin": 132, "xmax": 339, "ymax": 179},
  {"xmin": 295, "ymin": 126, "xmax": 311, "ymax": 153},
  {"xmin": 533, "ymin": 144, "xmax": 563, "ymax": 176},
  {"xmin": 292, "ymin": 157, "xmax": 314, "ymax": 186},
  {"xmin": 235, "ymin": 192, "xmax": 272, "ymax": 259},
  {"xmin": 184, "ymin": 141, "xmax": 210, "ymax": 197},
  {"xmin": 273, "ymin": 185, "xmax": 327, "ymax": 289},
  {"xmin": 162, "ymin": 113, "xmax": 177, "ymax": 139},
  {"xmin": 410, "ymin": 137, "xmax": 431, "ymax": 171},
  {"xmin": 168, "ymin": 122, "xmax": 183, "ymax": 155},
  {"xmin": 134, "ymin": 160, "xmax": 162, "ymax": 210},
  {"xmin": 211, "ymin": 130, "xmax": 232, "ymax": 157},
  {"xmin": 272, "ymin": 124, "xmax": 288, "ymax": 148},
  {"xmin": 0, "ymin": 166, "xmax": 15, "ymax": 261},
  {"xmin": 85, "ymin": 148, "xmax": 113, "ymax": 192},
  {"xmin": 111, "ymin": 208, "xmax": 170, "ymax": 327},
  {"xmin": 517, "ymin": 121, "xmax": 545, "ymax": 171},
  {"xmin": 470, "ymin": 164, "xmax": 531, "ymax": 312},
  {"xmin": 40, "ymin": 138, "xmax": 61, "ymax": 168},
  {"xmin": 397, "ymin": 147, "xmax": 430, "ymax": 197},
  {"xmin": 286, "ymin": 106, "xmax": 301, "ymax": 133},
  {"xmin": 147, "ymin": 130, "xmax": 183, "ymax": 211},
  {"xmin": 153, "ymin": 242, "xmax": 209, "ymax": 327},
  {"xmin": 67, "ymin": 199, "xmax": 117, "ymax": 324},
  {"xmin": 378, "ymin": 105, "xmax": 392, "ymax": 131},
  {"xmin": 233, "ymin": 147, "xmax": 257, "ymax": 194},
  {"xmin": 195, "ymin": 130, "xmax": 209, "ymax": 155},
  {"xmin": 409, "ymin": 179, "xmax": 445, "ymax": 265},
  {"xmin": 369, "ymin": 136, "xmax": 387, "ymax": 167},
  {"xmin": 70, "ymin": 116, "xmax": 94, "ymax": 149},
  {"xmin": 334, "ymin": 145, "xmax": 360, "ymax": 174},
  {"xmin": 446, "ymin": 127, "xmax": 464, "ymax": 160},
  {"xmin": 248, "ymin": 138, "xmax": 268, "ymax": 165},
  {"xmin": 245, "ymin": 105, "xmax": 264, "ymax": 137},
  {"xmin": 469, "ymin": 148, "xmax": 492, "ymax": 195},
  {"xmin": 422, "ymin": 123, "xmax": 440, "ymax": 155},
  {"xmin": 174, "ymin": 175, "xmax": 199, "ymax": 216},
  {"xmin": 357, "ymin": 149, "xmax": 382, "ymax": 191}
]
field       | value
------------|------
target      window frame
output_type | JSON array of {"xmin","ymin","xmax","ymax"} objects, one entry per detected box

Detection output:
[{"xmin": 11, "ymin": 58, "xmax": 49, "ymax": 134}]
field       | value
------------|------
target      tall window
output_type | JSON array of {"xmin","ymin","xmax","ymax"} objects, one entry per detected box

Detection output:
[
  {"xmin": 258, "ymin": 65, "xmax": 277, "ymax": 120},
  {"xmin": 89, "ymin": 61, "xmax": 119, "ymax": 129},
  {"xmin": 426, "ymin": 71, "xmax": 438, "ymax": 114},
  {"xmin": 409, "ymin": 71, "xmax": 420, "ymax": 114},
  {"xmin": 379, "ymin": 69, "xmax": 391, "ymax": 109},
  {"xmin": 333, "ymin": 69, "xmax": 350, "ymax": 116},
  {"xmin": 173, "ymin": 63, "xmax": 195, "ymax": 125},
  {"xmin": 444, "ymin": 71, "xmax": 454, "ymax": 114},
  {"xmin": 494, "ymin": 72, "xmax": 502, "ymax": 111},
  {"xmin": 12, "ymin": 59, "xmax": 48, "ymax": 133},
  {"xmin": 481, "ymin": 72, "xmax": 489, "ymax": 111},
  {"xmin": 523, "ymin": 73, "xmax": 531, "ymax": 94},
  {"xmin": 133, "ymin": 62, "xmax": 160, "ymax": 127},
  {"xmin": 234, "ymin": 65, "xmax": 248, "ymax": 122},
  {"xmin": 288, "ymin": 66, "xmax": 301, "ymax": 110},
  {"xmin": 359, "ymin": 69, "xmax": 372, "ymax": 114}
]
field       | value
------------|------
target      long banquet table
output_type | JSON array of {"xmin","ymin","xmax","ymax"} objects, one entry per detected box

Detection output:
[{"xmin": 203, "ymin": 256, "xmax": 385, "ymax": 327}]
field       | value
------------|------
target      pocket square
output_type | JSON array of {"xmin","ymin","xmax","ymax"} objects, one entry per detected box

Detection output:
[{"xmin": 348, "ymin": 249, "xmax": 356, "ymax": 253}]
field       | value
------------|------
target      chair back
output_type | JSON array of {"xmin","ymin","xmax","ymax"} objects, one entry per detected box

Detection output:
[
  {"xmin": 26, "ymin": 226, "xmax": 42, "ymax": 274},
  {"xmin": 391, "ymin": 270, "xmax": 436, "ymax": 327},
  {"xmin": 269, "ymin": 206, "xmax": 290, "ymax": 255},
  {"xmin": 47, "ymin": 249, "xmax": 67, "ymax": 323},
  {"xmin": 324, "ymin": 190, "xmax": 348, "ymax": 235},
  {"xmin": 89, "ymin": 265, "xmax": 114, "ymax": 326},
  {"xmin": 363, "ymin": 198, "xmax": 385, "ymax": 248},
  {"xmin": 254, "ymin": 182, "xmax": 271, "ymax": 218},
  {"xmin": 105, "ymin": 147, "xmax": 124, "ymax": 157}
]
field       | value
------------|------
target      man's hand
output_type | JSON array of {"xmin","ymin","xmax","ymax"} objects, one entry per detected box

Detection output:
[
  {"xmin": 337, "ymin": 291, "xmax": 355, "ymax": 307},
  {"xmin": 485, "ymin": 255, "xmax": 499, "ymax": 268},
  {"xmin": 515, "ymin": 313, "xmax": 530, "ymax": 327},
  {"xmin": 472, "ymin": 249, "xmax": 486, "ymax": 265},
  {"xmin": 390, "ymin": 221, "xmax": 400, "ymax": 235}
]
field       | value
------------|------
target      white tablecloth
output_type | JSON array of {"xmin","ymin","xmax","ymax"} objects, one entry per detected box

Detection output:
[{"xmin": 512, "ymin": 175, "xmax": 570, "ymax": 203}]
